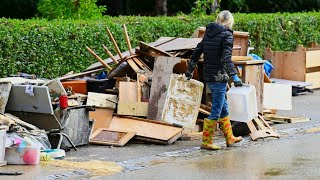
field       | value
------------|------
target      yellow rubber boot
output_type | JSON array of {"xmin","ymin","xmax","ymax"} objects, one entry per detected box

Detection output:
[
  {"xmin": 219, "ymin": 116, "xmax": 242, "ymax": 147},
  {"xmin": 201, "ymin": 118, "xmax": 221, "ymax": 150}
]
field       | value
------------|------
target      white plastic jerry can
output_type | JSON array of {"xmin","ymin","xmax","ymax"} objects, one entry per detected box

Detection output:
[{"xmin": 227, "ymin": 84, "xmax": 258, "ymax": 122}]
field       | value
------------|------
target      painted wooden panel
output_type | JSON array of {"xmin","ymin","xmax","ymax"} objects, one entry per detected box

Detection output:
[
  {"xmin": 0, "ymin": 82, "xmax": 12, "ymax": 114},
  {"xmin": 87, "ymin": 92, "xmax": 117, "ymax": 109},
  {"xmin": 162, "ymin": 74, "xmax": 203, "ymax": 128},
  {"xmin": 306, "ymin": 50, "xmax": 320, "ymax": 68}
]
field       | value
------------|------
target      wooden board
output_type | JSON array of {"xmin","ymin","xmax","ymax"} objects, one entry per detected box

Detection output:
[
  {"xmin": 265, "ymin": 47, "xmax": 306, "ymax": 81},
  {"xmin": 46, "ymin": 78, "xmax": 67, "ymax": 96},
  {"xmin": 148, "ymin": 57, "xmax": 182, "ymax": 120},
  {"xmin": 117, "ymin": 102, "xmax": 148, "ymax": 117},
  {"xmin": 59, "ymin": 68, "xmax": 105, "ymax": 81},
  {"xmin": 139, "ymin": 41, "xmax": 174, "ymax": 57},
  {"xmin": 156, "ymin": 38, "xmax": 202, "ymax": 51},
  {"xmin": 6, "ymin": 85, "xmax": 54, "ymax": 114},
  {"xmin": 270, "ymin": 78, "xmax": 312, "ymax": 87},
  {"xmin": 306, "ymin": 50, "xmax": 320, "ymax": 68},
  {"xmin": 0, "ymin": 82, "xmax": 12, "ymax": 114},
  {"xmin": 247, "ymin": 116, "xmax": 280, "ymax": 141},
  {"xmin": 162, "ymin": 74, "xmax": 204, "ymax": 128},
  {"xmin": 264, "ymin": 114, "xmax": 310, "ymax": 124},
  {"xmin": 89, "ymin": 108, "xmax": 114, "ymax": 133},
  {"xmin": 109, "ymin": 116, "xmax": 183, "ymax": 143},
  {"xmin": 87, "ymin": 92, "xmax": 117, "ymax": 109},
  {"xmin": 119, "ymin": 82, "xmax": 137, "ymax": 102},
  {"xmin": 89, "ymin": 128, "xmax": 136, "ymax": 146},
  {"xmin": 306, "ymin": 72, "xmax": 320, "ymax": 89},
  {"xmin": 263, "ymin": 83, "xmax": 292, "ymax": 110}
]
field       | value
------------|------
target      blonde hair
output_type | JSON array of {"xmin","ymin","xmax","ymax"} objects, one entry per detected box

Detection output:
[{"xmin": 216, "ymin": 10, "xmax": 234, "ymax": 29}]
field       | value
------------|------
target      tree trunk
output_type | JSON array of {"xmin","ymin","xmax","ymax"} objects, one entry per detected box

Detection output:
[
  {"xmin": 211, "ymin": 0, "xmax": 219, "ymax": 13},
  {"xmin": 155, "ymin": 0, "xmax": 167, "ymax": 16}
]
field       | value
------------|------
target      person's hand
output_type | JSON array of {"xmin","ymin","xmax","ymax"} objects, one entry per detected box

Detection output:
[
  {"xmin": 232, "ymin": 74, "xmax": 243, "ymax": 87},
  {"xmin": 185, "ymin": 71, "xmax": 193, "ymax": 80}
]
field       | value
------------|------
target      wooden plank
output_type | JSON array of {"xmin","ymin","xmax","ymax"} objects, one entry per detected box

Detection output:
[
  {"xmin": 6, "ymin": 85, "xmax": 54, "ymax": 114},
  {"xmin": 89, "ymin": 108, "xmax": 114, "ymax": 133},
  {"xmin": 109, "ymin": 116, "xmax": 183, "ymax": 142},
  {"xmin": 87, "ymin": 92, "xmax": 117, "ymax": 109},
  {"xmin": 117, "ymin": 102, "xmax": 148, "ymax": 117},
  {"xmin": 306, "ymin": 50, "xmax": 320, "ymax": 68},
  {"xmin": 265, "ymin": 47, "xmax": 306, "ymax": 81},
  {"xmin": 162, "ymin": 74, "xmax": 204, "ymax": 128},
  {"xmin": 119, "ymin": 82, "xmax": 137, "ymax": 102},
  {"xmin": 233, "ymin": 31, "xmax": 249, "ymax": 56},
  {"xmin": 156, "ymin": 38, "xmax": 202, "ymax": 51},
  {"xmin": 306, "ymin": 72, "xmax": 320, "ymax": 89},
  {"xmin": 127, "ymin": 59, "xmax": 141, "ymax": 73},
  {"xmin": 89, "ymin": 128, "xmax": 136, "ymax": 146},
  {"xmin": 270, "ymin": 78, "xmax": 312, "ymax": 87},
  {"xmin": 232, "ymin": 56, "xmax": 253, "ymax": 61},
  {"xmin": 139, "ymin": 41, "xmax": 174, "ymax": 57},
  {"xmin": 233, "ymin": 60, "xmax": 265, "ymax": 65},
  {"xmin": 0, "ymin": 129, "xmax": 6, "ymax": 166},
  {"xmin": 148, "ymin": 57, "xmax": 182, "ymax": 120},
  {"xmin": 264, "ymin": 114, "xmax": 310, "ymax": 124},
  {"xmin": 0, "ymin": 82, "xmax": 12, "ymax": 114},
  {"xmin": 59, "ymin": 68, "xmax": 105, "ymax": 82}
]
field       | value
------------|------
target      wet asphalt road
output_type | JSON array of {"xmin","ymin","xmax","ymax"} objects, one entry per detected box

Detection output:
[
  {"xmin": 107, "ymin": 131, "xmax": 320, "ymax": 180},
  {"xmin": 1, "ymin": 90, "xmax": 319, "ymax": 179}
]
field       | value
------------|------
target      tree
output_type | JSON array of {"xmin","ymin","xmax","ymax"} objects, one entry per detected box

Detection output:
[{"xmin": 155, "ymin": 0, "xmax": 167, "ymax": 15}]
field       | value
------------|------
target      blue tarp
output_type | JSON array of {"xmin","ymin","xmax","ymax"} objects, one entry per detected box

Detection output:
[{"xmin": 249, "ymin": 54, "xmax": 274, "ymax": 77}]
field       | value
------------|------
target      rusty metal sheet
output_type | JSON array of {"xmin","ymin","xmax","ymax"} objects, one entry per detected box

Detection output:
[{"xmin": 161, "ymin": 74, "xmax": 204, "ymax": 128}]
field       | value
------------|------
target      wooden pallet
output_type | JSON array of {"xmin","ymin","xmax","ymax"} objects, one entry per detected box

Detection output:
[
  {"xmin": 264, "ymin": 114, "xmax": 311, "ymax": 124},
  {"xmin": 246, "ymin": 116, "xmax": 280, "ymax": 141}
]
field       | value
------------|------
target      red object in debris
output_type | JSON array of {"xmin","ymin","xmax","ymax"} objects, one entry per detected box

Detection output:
[{"xmin": 59, "ymin": 95, "xmax": 68, "ymax": 109}]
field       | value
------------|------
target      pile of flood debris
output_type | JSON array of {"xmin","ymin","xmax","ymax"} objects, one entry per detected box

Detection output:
[{"xmin": 1, "ymin": 24, "xmax": 304, "ymax": 167}]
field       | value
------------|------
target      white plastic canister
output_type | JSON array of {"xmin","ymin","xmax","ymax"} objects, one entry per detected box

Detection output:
[{"xmin": 227, "ymin": 84, "xmax": 258, "ymax": 122}]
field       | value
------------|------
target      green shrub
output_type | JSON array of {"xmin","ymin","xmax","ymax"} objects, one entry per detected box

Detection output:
[
  {"xmin": 0, "ymin": 13, "xmax": 319, "ymax": 78},
  {"xmin": 37, "ymin": 0, "xmax": 106, "ymax": 20}
]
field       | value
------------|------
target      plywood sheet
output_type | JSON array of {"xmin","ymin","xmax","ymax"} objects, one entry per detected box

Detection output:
[
  {"xmin": 6, "ymin": 85, "xmax": 53, "ymax": 114},
  {"xmin": 117, "ymin": 102, "xmax": 148, "ymax": 117},
  {"xmin": 119, "ymin": 82, "xmax": 137, "ymax": 102},
  {"xmin": 89, "ymin": 108, "xmax": 114, "ymax": 132},
  {"xmin": 306, "ymin": 72, "xmax": 320, "ymax": 89},
  {"xmin": 87, "ymin": 92, "xmax": 117, "ymax": 109},
  {"xmin": 306, "ymin": 50, "xmax": 320, "ymax": 68},
  {"xmin": 162, "ymin": 74, "xmax": 203, "ymax": 128},
  {"xmin": 264, "ymin": 83, "xmax": 292, "ymax": 110},
  {"xmin": 156, "ymin": 38, "xmax": 202, "ymax": 51},
  {"xmin": 148, "ymin": 57, "xmax": 182, "ymax": 120},
  {"xmin": 0, "ymin": 82, "xmax": 12, "ymax": 114},
  {"xmin": 109, "ymin": 116, "xmax": 183, "ymax": 141}
]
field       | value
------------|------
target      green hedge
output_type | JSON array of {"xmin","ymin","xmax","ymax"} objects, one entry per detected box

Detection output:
[{"xmin": 1, "ymin": 13, "xmax": 320, "ymax": 78}]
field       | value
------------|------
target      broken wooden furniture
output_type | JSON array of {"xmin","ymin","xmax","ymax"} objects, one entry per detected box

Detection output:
[
  {"xmin": 247, "ymin": 116, "xmax": 280, "ymax": 141},
  {"xmin": 87, "ymin": 92, "xmax": 116, "ymax": 133},
  {"xmin": 108, "ymin": 116, "xmax": 183, "ymax": 145},
  {"xmin": 148, "ymin": 57, "xmax": 184, "ymax": 120},
  {"xmin": 191, "ymin": 27, "xmax": 249, "ymax": 56},
  {"xmin": 5, "ymin": 85, "xmax": 95, "ymax": 150},
  {"xmin": 233, "ymin": 60, "xmax": 265, "ymax": 113},
  {"xmin": 265, "ymin": 45, "xmax": 320, "ymax": 89},
  {"xmin": 117, "ymin": 80, "xmax": 148, "ymax": 117}
]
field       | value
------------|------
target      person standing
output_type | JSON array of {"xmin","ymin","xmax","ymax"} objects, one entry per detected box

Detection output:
[{"xmin": 186, "ymin": 10, "xmax": 243, "ymax": 150}]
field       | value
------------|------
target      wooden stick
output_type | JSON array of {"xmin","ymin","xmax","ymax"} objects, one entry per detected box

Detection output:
[
  {"xmin": 106, "ymin": 27, "xmax": 123, "ymax": 59},
  {"xmin": 86, "ymin": 46, "xmax": 112, "ymax": 71},
  {"xmin": 122, "ymin": 24, "xmax": 134, "ymax": 55},
  {"xmin": 102, "ymin": 45, "xmax": 118, "ymax": 64}
]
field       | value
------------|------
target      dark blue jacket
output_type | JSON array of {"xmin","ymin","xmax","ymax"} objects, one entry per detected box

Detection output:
[{"xmin": 189, "ymin": 22, "xmax": 237, "ymax": 83}]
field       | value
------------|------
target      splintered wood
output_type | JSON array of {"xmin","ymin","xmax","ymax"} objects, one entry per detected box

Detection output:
[{"xmin": 162, "ymin": 74, "xmax": 204, "ymax": 128}]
